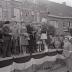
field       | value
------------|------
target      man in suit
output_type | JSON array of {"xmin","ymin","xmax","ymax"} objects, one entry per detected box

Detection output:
[{"xmin": 2, "ymin": 25, "xmax": 12, "ymax": 57}]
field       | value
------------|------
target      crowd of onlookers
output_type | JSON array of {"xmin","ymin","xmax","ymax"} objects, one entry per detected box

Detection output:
[
  {"xmin": 0, "ymin": 22, "xmax": 72, "ymax": 58},
  {"xmin": 20, "ymin": 23, "xmax": 72, "ymax": 56}
]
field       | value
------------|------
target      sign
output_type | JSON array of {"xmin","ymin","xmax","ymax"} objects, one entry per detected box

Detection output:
[
  {"xmin": 23, "ymin": 9, "xmax": 34, "ymax": 23},
  {"xmin": 14, "ymin": 8, "xmax": 20, "ymax": 21},
  {"xmin": 41, "ymin": 18, "xmax": 47, "ymax": 23}
]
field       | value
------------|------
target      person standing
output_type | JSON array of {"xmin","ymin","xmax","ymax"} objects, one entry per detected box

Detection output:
[
  {"xmin": 33, "ymin": 30, "xmax": 37, "ymax": 53},
  {"xmin": 20, "ymin": 25, "xmax": 28, "ymax": 54},
  {"xmin": 0, "ymin": 29, "xmax": 3, "ymax": 57},
  {"xmin": 2, "ymin": 25, "xmax": 12, "ymax": 57},
  {"xmin": 63, "ymin": 37, "xmax": 72, "ymax": 72},
  {"xmin": 26, "ymin": 24, "xmax": 34, "ymax": 54},
  {"xmin": 36, "ymin": 28, "xmax": 42, "ymax": 52},
  {"xmin": 40, "ymin": 25, "xmax": 48, "ymax": 52}
]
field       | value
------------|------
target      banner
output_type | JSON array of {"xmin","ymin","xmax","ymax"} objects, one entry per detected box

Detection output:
[
  {"xmin": 0, "ymin": 51, "xmax": 66, "ymax": 72},
  {"xmin": 0, "ymin": 57, "xmax": 13, "ymax": 72}
]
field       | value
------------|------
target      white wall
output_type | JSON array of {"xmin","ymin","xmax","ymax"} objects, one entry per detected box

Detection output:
[{"xmin": 0, "ymin": 8, "xmax": 2, "ymax": 21}]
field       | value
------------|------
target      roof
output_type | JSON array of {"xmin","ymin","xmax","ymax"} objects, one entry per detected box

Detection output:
[
  {"xmin": 22, "ymin": 0, "xmax": 72, "ymax": 17},
  {"xmin": 36, "ymin": 0, "xmax": 72, "ymax": 17},
  {"xmin": 10, "ymin": 0, "xmax": 72, "ymax": 18},
  {"xmin": 48, "ymin": 2, "xmax": 72, "ymax": 17}
]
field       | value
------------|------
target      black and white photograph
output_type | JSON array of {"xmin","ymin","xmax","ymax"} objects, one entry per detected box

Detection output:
[{"xmin": 0, "ymin": 0, "xmax": 72, "ymax": 72}]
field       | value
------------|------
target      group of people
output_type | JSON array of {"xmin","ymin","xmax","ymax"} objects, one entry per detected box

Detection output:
[
  {"xmin": 20, "ymin": 23, "xmax": 72, "ymax": 57},
  {"xmin": 0, "ymin": 22, "xmax": 72, "ymax": 58},
  {"xmin": 0, "ymin": 24, "xmax": 20, "ymax": 57}
]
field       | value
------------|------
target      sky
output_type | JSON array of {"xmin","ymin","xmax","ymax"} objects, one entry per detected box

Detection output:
[
  {"xmin": 49, "ymin": 0, "xmax": 72, "ymax": 6},
  {"xmin": 6, "ymin": 0, "xmax": 72, "ymax": 7}
]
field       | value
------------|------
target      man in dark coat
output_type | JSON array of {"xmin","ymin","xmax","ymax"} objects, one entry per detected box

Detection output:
[
  {"xmin": 2, "ymin": 25, "xmax": 12, "ymax": 57},
  {"xmin": 0, "ymin": 29, "xmax": 3, "ymax": 57},
  {"xmin": 26, "ymin": 24, "xmax": 34, "ymax": 54}
]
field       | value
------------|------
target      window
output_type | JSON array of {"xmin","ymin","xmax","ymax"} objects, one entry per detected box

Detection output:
[
  {"xmin": 22, "ymin": 9, "xmax": 34, "ymax": 23},
  {"xmin": 63, "ymin": 21, "xmax": 69, "ymax": 28},
  {"xmin": 63, "ymin": 21, "xmax": 70, "ymax": 32},
  {"xmin": 69, "ymin": 22, "xmax": 72, "ymax": 28},
  {"xmin": 49, "ymin": 20, "xmax": 58, "ymax": 28}
]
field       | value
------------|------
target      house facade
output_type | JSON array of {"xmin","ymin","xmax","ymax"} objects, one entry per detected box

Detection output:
[{"xmin": 0, "ymin": 0, "xmax": 72, "ymax": 35}]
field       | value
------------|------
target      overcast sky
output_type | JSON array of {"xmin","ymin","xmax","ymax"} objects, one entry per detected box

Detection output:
[
  {"xmin": 49, "ymin": 0, "xmax": 72, "ymax": 6},
  {"xmin": 9, "ymin": 0, "xmax": 72, "ymax": 7}
]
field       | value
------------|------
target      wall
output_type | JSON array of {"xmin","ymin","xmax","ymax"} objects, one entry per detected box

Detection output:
[{"xmin": 0, "ymin": 0, "xmax": 72, "ymax": 34}]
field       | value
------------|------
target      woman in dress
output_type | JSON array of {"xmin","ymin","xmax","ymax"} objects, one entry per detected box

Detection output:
[
  {"xmin": 40, "ymin": 25, "xmax": 48, "ymax": 52},
  {"xmin": 20, "ymin": 26, "xmax": 28, "ymax": 54},
  {"xmin": 36, "ymin": 27, "xmax": 42, "ymax": 52}
]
